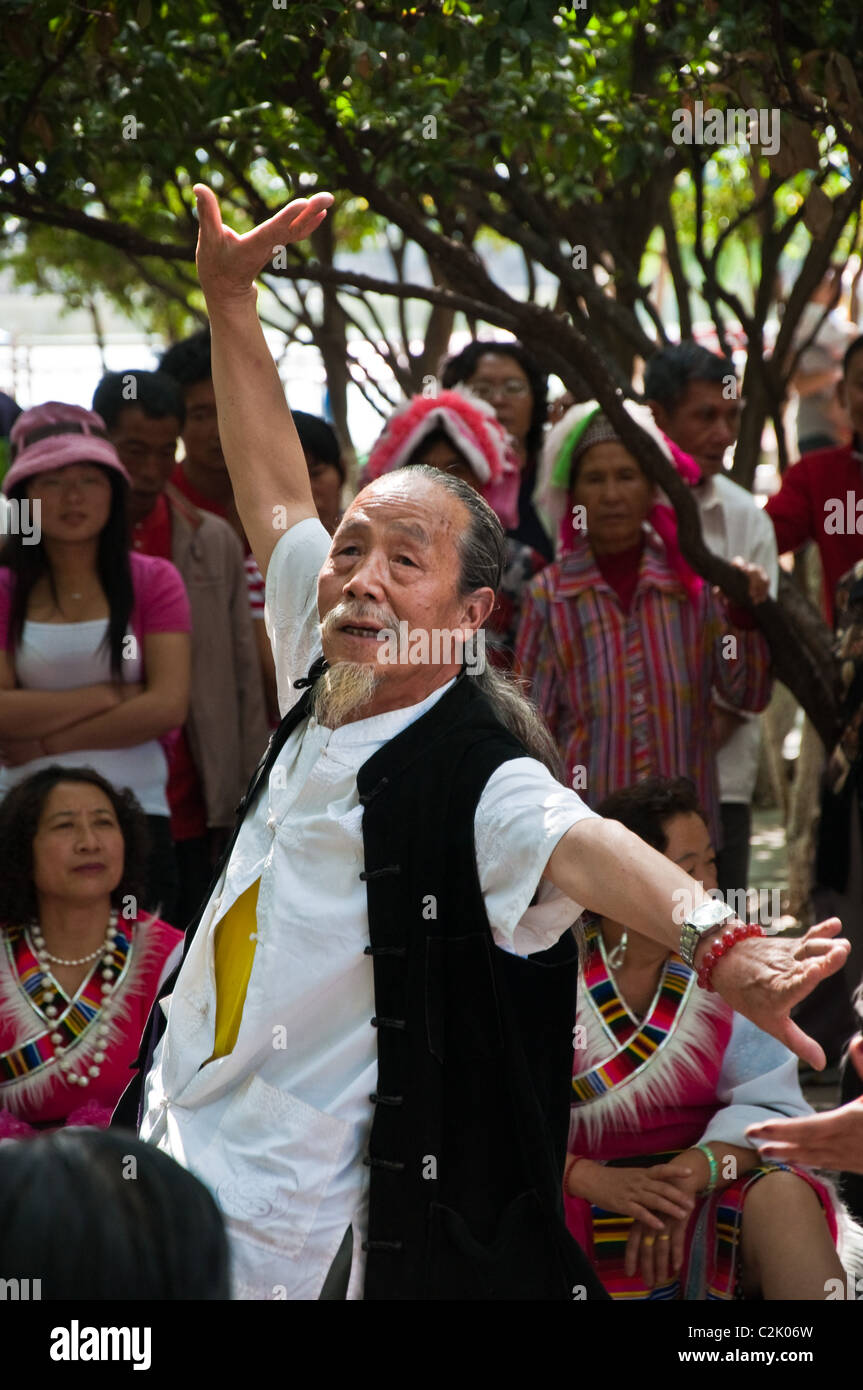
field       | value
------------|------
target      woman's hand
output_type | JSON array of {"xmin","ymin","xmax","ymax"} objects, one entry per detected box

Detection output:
[
  {"xmin": 625, "ymin": 1212, "xmax": 689, "ymax": 1287},
  {"xmin": 622, "ymin": 1150, "xmax": 708, "ymax": 1287},
  {"xmin": 566, "ymin": 1158, "xmax": 696, "ymax": 1229},
  {"xmin": 747, "ymin": 1038, "xmax": 863, "ymax": 1172},
  {"xmin": 194, "ymin": 183, "xmax": 333, "ymax": 308}
]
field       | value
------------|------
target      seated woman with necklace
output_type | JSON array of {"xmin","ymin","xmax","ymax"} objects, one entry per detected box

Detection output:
[
  {"xmin": 564, "ymin": 776, "xmax": 863, "ymax": 1299},
  {"xmin": 0, "ymin": 767, "xmax": 183, "ymax": 1135}
]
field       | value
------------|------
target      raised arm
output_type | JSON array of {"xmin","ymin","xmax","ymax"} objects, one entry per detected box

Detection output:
[
  {"xmin": 193, "ymin": 184, "xmax": 334, "ymax": 576},
  {"xmin": 546, "ymin": 816, "xmax": 849, "ymax": 1069}
]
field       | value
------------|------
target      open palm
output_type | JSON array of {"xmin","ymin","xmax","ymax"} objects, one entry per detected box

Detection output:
[
  {"xmin": 193, "ymin": 183, "xmax": 333, "ymax": 304},
  {"xmin": 710, "ymin": 918, "xmax": 849, "ymax": 1069}
]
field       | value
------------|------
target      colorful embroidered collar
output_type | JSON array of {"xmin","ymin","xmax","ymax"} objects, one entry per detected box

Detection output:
[
  {"xmin": 572, "ymin": 920, "xmax": 694, "ymax": 1104},
  {"xmin": 0, "ymin": 920, "xmax": 132, "ymax": 1087}
]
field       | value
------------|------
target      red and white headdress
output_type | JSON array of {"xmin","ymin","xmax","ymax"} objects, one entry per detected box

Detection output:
[{"xmin": 366, "ymin": 388, "xmax": 520, "ymax": 528}]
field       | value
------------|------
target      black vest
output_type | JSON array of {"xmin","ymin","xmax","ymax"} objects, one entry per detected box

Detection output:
[{"xmin": 115, "ymin": 663, "xmax": 606, "ymax": 1300}]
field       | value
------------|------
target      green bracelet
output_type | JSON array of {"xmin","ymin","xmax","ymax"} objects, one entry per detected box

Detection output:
[{"xmin": 694, "ymin": 1142, "xmax": 719, "ymax": 1193}]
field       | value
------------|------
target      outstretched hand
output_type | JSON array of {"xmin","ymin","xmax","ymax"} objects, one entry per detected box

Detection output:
[
  {"xmin": 706, "ymin": 918, "xmax": 850, "ymax": 1069},
  {"xmin": 193, "ymin": 183, "xmax": 334, "ymax": 306},
  {"xmin": 746, "ymin": 1034, "xmax": 863, "ymax": 1172}
]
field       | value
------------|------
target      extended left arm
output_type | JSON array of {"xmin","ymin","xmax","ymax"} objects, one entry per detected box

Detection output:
[{"xmin": 546, "ymin": 817, "xmax": 849, "ymax": 1067}]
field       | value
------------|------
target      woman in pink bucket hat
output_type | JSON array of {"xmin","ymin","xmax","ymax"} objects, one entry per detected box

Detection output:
[{"xmin": 0, "ymin": 402, "xmax": 191, "ymax": 920}]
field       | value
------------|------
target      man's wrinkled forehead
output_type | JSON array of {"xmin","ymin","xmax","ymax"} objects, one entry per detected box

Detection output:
[{"xmin": 334, "ymin": 474, "xmax": 467, "ymax": 544}]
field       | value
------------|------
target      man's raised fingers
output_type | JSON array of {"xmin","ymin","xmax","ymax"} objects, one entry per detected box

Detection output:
[
  {"xmin": 803, "ymin": 916, "xmax": 844, "ymax": 938},
  {"xmin": 267, "ymin": 192, "xmax": 334, "ymax": 237},
  {"xmin": 193, "ymin": 183, "xmax": 223, "ymax": 235},
  {"xmin": 787, "ymin": 945, "xmax": 849, "ymax": 1005}
]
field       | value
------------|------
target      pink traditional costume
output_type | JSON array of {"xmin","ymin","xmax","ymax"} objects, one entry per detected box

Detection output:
[
  {"xmin": 566, "ymin": 919, "xmax": 863, "ymax": 1299},
  {"xmin": 0, "ymin": 912, "xmax": 182, "ymax": 1134}
]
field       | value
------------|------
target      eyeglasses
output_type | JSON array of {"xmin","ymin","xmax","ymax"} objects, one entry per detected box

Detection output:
[{"xmin": 468, "ymin": 380, "xmax": 531, "ymax": 401}]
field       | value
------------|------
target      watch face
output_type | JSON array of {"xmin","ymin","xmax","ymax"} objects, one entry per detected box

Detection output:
[{"xmin": 689, "ymin": 900, "xmax": 732, "ymax": 929}]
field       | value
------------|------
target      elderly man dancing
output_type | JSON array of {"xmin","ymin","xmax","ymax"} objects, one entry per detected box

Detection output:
[{"xmin": 118, "ymin": 186, "xmax": 850, "ymax": 1302}]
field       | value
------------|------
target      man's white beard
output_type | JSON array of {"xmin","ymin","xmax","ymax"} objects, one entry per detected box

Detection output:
[{"xmin": 311, "ymin": 660, "xmax": 383, "ymax": 729}]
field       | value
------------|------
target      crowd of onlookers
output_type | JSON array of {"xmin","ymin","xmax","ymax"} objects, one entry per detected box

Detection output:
[{"xmin": 3, "ymin": 293, "xmax": 863, "ymax": 1299}]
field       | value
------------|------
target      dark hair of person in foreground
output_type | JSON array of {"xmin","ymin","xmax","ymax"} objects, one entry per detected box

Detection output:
[
  {"xmin": 0, "ymin": 1128, "xmax": 230, "ymax": 1299},
  {"xmin": 0, "ymin": 766, "xmax": 150, "ymax": 928}
]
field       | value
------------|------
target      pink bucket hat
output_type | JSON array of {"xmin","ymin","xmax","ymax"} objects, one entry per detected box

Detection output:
[{"xmin": 4, "ymin": 402, "xmax": 131, "ymax": 496}]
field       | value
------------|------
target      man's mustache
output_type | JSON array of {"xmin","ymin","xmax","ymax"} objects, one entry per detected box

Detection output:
[{"xmin": 320, "ymin": 601, "xmax": 398, "ymax": 641}]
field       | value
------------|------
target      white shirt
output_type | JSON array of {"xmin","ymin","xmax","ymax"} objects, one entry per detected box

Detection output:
[
  {"xmin": 0, "ymin": 618, "xmax": 169, "ymax": 815},
  {"xmin": 141, "ymin": 517, "xmax": 598, "ymax": 1300},
  {"xmin": 694, "ymin": 472, "xmax": 779, "ymax": 805}
]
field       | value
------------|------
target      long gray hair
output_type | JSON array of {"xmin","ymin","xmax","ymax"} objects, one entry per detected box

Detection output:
[{"xmin": 406, "ymin": 466, "xmax": 563, "ymax": 778}]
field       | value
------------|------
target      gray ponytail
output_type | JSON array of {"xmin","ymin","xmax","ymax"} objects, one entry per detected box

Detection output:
[{"xmin": 407, "ymin": 465, "xmax": 564, "ymax": 777}]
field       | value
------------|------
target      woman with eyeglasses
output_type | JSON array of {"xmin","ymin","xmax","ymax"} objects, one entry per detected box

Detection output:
[
  {"xmin": 441, "ymin": 339, "xmax": 554, "ymax": 561},
  {"xmin": 0, "ymin": 403, "xmax": 191, "ymax": 920}
]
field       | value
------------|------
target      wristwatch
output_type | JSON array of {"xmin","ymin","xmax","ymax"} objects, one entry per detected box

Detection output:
[{"xmin": 679, "ymin": 899, "xmax": 735, "ymax": 968}]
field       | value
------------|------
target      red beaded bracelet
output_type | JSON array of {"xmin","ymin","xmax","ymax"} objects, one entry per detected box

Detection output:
[{"xmin": 696, "ymin": 922, "xmax": 764, "ymax": 991}]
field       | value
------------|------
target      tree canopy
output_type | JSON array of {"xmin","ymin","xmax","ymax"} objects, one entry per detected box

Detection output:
[{"xmin": 2, "ymin": 0, "xmax": 863, "ymax": 737}]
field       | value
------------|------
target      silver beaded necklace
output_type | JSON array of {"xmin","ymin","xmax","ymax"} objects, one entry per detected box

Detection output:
[{"xmin": 24, "ymin": 910, "xmax": 122, "ymax": 1088}]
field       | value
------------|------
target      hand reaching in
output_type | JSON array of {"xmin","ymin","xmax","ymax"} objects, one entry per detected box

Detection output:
[{"xmin": 747, "ymin": 1035, "xmax": 863, "ymax": 1173}]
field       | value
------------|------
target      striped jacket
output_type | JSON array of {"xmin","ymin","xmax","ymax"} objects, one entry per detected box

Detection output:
[{"xmin": 514, "ymin": 529, "xmax": 772, "ymax": 845}]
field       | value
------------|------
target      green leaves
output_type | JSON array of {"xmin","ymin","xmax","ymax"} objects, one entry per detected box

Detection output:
[
  {"xmin": 484, "ymin": 39, "xmax": 502, "ymax": 80},
  {"xmin": 0, "ymin": 0, "xmax": 859, "ymax": 397}
]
